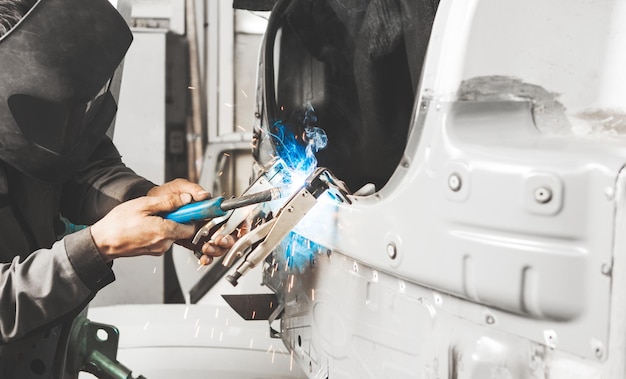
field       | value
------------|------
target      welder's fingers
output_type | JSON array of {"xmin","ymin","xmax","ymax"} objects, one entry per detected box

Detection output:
[
  {"xmin": 196, "ymin": 219, "xmax": 250, "ymax": 265},
  {"xmin": 146, "ymin": 178, "xmax": 211, "ymax": 202},
  {"xmin": 142, "ymin": 192, "xmax": 194, "ymax": 214},
  {"xmin": 199, "ymin": 255, "xmax": 213, "ymax": 265},
  {"xmin": 91, "ymin": 195, "xmax": 196, "ymax": 261},
  {"xmin": 201, "ymin": 234, "xmax": 235, "ymax": 257}
]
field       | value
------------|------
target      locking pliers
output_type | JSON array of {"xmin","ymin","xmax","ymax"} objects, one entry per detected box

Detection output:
[{"xmin": 222, "ymin": 167, "xmax": 351, "ymax": 286}]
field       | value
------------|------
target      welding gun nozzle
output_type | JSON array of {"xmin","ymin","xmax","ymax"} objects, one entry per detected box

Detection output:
[{"xmin": 220, "ymin": 186, "xmax": 288, "ymax": 212}]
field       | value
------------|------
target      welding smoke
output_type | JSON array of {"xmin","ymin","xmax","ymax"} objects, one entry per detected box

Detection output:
[
  {"xmin": 271, "ymin": 103, "xmax": 327, "ymax": 179},
  {"xmin": 303, "ymin": 103, "xmax": 327, "ymax": 153},
  {"xmin": 269, "ymin": 104, "xmax": 330, "ymax": 270}
]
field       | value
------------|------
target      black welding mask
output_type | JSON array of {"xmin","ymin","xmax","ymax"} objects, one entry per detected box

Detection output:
[{"xmin": 0, "ymin": 0, "xmax": 132, "ymax": 183}]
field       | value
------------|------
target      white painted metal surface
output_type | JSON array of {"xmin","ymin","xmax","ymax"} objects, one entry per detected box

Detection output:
[
  {"xmin": 251, "ymin": 0, "xmax": 626, "ymax": 377},
  {"xmin": 81, "ymin": 305, "xmax": 305, "ymax": 378}
]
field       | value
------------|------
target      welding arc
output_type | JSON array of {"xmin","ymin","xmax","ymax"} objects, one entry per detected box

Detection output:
[{"xmin": 221, "ymin": 187, "xmax": 285, "ymax": 211}]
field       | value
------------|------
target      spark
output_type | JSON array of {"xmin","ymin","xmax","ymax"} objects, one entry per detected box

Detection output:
[
  {"xmin": 223, "ymin": 152, "xmax": 231, "ymax": 157},
  {"xmin": 195, "ymin": 318, "xmax": 201, "ymax": 328},
  {"xmin": 195, "ymin": 326, "xmax": 201, "ymax": 338},
  {"xmin": 241, "ymin": 89, "xmax": 248, "ymax": 98},
  {"xmin": 219, "ymin": 331, "xmax": 224, "ymax": 342},
  {"xmin": 224, "ymin": 103, "xmax": 234, "ymax": 108},
  {"xmin": 290, "ymin": 274, "xmax": 294, "ymax": 288},
  {"xmin": 218, "ymin": 171, "xmax": 224, "ymax": 176},
  {"xmin": 196, "ymin": 264, "xmax": 204, "ymax": 271},
  {"xmin": 290, "ymin": 350, "xmax": 294, "ymax": 371},
  {"xmin": 183, "ymin": 306, "xmax": 189, "ymax": 320},
  {"xmin": 272, "ymin": 350, "xmax": 276, "ymax": 363},
  {"xmin": 153, "ymin": 266, "xmax": 157, "ymax": 274},
  {"xmin": 252, "ymin": 310, "xmax": 256, "ymax": 319},
  {"xmin": 250, "ymin": 338, "xmax": 254, "ymax": 348},
  {"xmin": 143, "ymin": 321, "xmax": 150, "ymax": 331},
  {"xmin": 188, "ymin": 86, "xmax": 196, "ymax": 90},
  {"xmin": 269, "ymin": 301, "xmax": 273, "ymax": 308},
  {"xmin": 215, "ymin": 308, "xmax": 220, "ymax": 319},
  {"xmin": 211, "ymin": 328, "xmax": 215, "ymax": 339},
  {"xmin": 237, "ymin": 125, "xmax": 247, "ymax": 132},
  {"xmin": 312, "ymin": 289, "xmax": 315, "ymax": 301},
  {"xmin": 267, "ymin": 344, "xmax": 273, "ymax": 353},
  {"xmin": 280, "ymin": 105, "xmax": 284, "ymax": 111},
  {"xmin": 225, "ymin": 318, "xmax": 230, "ymax": 326}
]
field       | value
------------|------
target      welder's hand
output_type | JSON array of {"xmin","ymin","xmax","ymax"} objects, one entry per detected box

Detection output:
[
  {"xmin": 197, "ymin": 234, "xmax": 236, "ymax": 265},
  {"xmin": 145, "ymin": 178, "xmax": 239, "ymax": 262},
  {"xmin": 146, "ymin": 178, "xmax": 214, "ymax": 251},
  {"xmin": 146, "ymin": 178, "xmax": 210, "ymax": 202},
  {"xmin": 91, "ymin": 193, "xmax": 197, "ymax": 261},
  {"xmin": 197, "ymin": 221, "xmax": 249, "ymax": 265}
]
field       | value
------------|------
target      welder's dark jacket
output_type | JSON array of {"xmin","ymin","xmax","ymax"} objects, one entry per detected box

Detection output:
[{"xmin": 0, "ymin": 137, "xmax": 155, "ymax": 378}]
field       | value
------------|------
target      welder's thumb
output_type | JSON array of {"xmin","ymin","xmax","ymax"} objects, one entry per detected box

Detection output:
[{"xmin": 146, "ymin": 192, "xmax": 194, "ymax": 214}]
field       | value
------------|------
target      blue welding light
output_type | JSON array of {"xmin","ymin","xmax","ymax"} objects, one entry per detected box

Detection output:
[
  {"xmin": 269, "ymin": 104, "xmax": 327, "ymax": 187},
  {"xmin": 268, "ymin": 104, "xmax": 330, "ymax": 270},
  {"xmin": 270, "ymin": 120, "xmax": 316, "ymax": 178},
  {"xmin": 276, "ymin": 231, "xmax": 326, "ymax": 270}
]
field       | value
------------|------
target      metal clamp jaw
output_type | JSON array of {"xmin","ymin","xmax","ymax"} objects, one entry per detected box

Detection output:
[
  {"xmin": 223, "ymin": 167, "xmax": 351, "ymax": 286},
  {"xmin": 189, "ymin": 158, "xmax": 289, "ymax": 258}
]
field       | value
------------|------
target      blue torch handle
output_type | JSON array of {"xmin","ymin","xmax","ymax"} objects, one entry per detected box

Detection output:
[{"xmin": 163, "ymin": 197, "xmax": 228, "ymax": 224}]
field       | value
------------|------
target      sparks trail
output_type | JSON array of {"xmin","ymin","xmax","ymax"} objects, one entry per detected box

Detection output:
[{"xmin": 267, "ymin": 104, "xmax": 332, "ymax": 271}]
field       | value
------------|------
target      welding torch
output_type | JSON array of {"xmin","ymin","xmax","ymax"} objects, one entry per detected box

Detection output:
[{"xmin": 162, "ymin": 187, "xmax": 286, "ymax": 224}]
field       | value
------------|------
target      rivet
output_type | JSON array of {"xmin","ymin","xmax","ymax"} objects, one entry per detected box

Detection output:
[
  {"xmin": 534, "ymin": 187, "xmax": 552, "ymax": 204},
  {"xmin": 387, "ymin": 243, "xmax": 397, "ymax": 259},
  {"xmin": 591, "ymin": 339, "xmax": 604, "ymax": 359},
  {"xmin": 448, "ymin": 173, "xmax": 462, "ymax": 192}
]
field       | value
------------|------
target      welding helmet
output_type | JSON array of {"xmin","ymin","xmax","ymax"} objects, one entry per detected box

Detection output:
[{"xmin": 0, "ymin": 0, "xmax": 132, "ymax": 183}]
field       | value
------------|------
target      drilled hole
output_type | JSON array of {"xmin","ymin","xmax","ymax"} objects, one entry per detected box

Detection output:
[{"xmin": 96, "ymin": 329, "xmax": 109, "ymax": 342}]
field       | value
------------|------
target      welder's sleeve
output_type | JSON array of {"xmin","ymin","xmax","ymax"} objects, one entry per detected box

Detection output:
[
  {"xmin": 60, "ymin": 136, "xmax": 156, "ymax": 225},
  {"xmin": 0, "ymin": 228, "xmax": 111, "ymax": 343}
]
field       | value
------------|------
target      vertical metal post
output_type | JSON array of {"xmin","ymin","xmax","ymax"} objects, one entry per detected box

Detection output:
[{"xmin": 185, "ymin": 0, "xmax": 205, "ymax": 182}]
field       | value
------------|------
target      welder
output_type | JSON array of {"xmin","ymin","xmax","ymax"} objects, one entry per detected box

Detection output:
[{"xmin": 0, "ymin": 0, "xmax": 232, "ymax": 377}]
